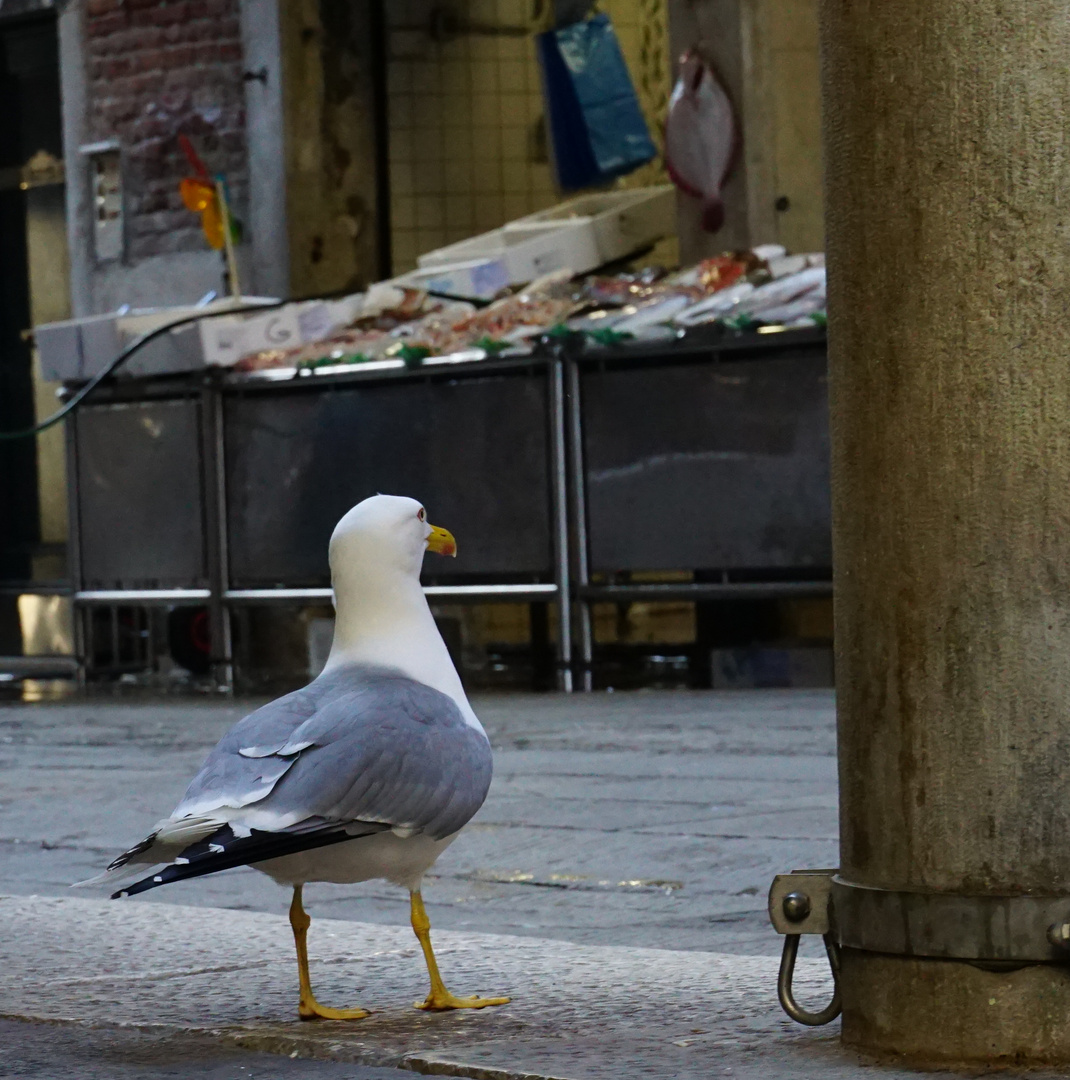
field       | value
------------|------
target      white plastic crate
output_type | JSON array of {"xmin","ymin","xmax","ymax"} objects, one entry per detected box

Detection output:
[
  {"xmin": 508, "ymin": 185, "xmax": 675, "ymax": 266},
  {"xmin": 417, "ymin": 221, "xmax": 599, "ymax": 284},
  {"xmin": 417, "ymin": 185, "xmax": 675, "ymax": 285},
  {"xmin": 391, "ymin": 258, "xmax": 510, "ymax": 301}
]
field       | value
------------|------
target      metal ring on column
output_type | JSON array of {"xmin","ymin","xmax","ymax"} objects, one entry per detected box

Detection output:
[
  {"xmin": 777, "ymin": 932, "xmax": 842, "ymax": 1026},
  {"xmin": 830, "ymin": 878, "xmax": 1070, "ymax": 964}
]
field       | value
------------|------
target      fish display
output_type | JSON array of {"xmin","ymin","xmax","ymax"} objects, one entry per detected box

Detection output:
[{"xmin": 229, "ymin": 247, "xmax": 827, "ymax": 377}]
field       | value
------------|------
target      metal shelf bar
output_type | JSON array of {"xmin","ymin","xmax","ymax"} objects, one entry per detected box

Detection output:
[
  {"xmin": 222, "ymin": 584, "xmax": 558, "ymax": 603},
  {"xmin": 580, "ymin": 581, "xmax": 833, "ymax": 603},
  {"xmin": 75, "ymin": 589, "xmax": 212, "ymax": 603}
]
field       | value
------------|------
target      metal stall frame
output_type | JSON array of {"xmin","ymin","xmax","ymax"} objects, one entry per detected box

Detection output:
[
  {"xmin": 65, "ymin": 373, "xmax": 214, "ymax": 684},
  {"xmin": 563, "ymin": 329, "xmax": 834, "ymax": 689},
  {"xmin": 67, "ymin": 356, "xmax": 575, "ymax": 692}
]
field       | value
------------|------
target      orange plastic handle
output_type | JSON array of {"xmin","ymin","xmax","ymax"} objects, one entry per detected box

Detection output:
[{"xmin": 180, "ymin": 177, "xmax": 225, "ymax": 250}]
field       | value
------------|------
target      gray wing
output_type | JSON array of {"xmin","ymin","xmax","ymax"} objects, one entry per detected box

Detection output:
[
  {"xmin": 173, "ymin": 682, "xmax": 321, "ymax": 815},
  {"xmin": 175, "ymin": 664, "xmax": 492, "ymax": 840}
]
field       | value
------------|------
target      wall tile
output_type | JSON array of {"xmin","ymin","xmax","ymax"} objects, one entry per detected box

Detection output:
[
  {"xmin": 389, "ymin": 95, "xmax": 414, "ymax": 131},
  {"xmin": 474, "ymin": 160, "xmax": 505, "ymax": 194},
  {"xmin": 446, "ymin": 194, "xmax": 476, "ymax": 229},
  {"xmin": 392, "ymin": 161, "xmax": 415, "ymax": 196},
  {"xmin": 444, "ymin": 127, "xmax": 475, "ymax": 161},
  {"xmin": 416, "ymin": 196, "xmax": 446, "ymax": 229},
  {"xmin": 498, "ymin": 93, "xmax": 527, "ymax": 124},
  {"xmin": 504, "ymin": 192, "xmax": 532, "ymax": 220},
  {"xmin": 389, "ymin": 129, "xmax": 414, "ymax": 163},
  {"xmin": 445, "ymin": 158, "xmax": 474, "ymax": 191},
  {"xmin": 392, "ymin": 196, "xmax": 416, "ymax": 229},
  {"xmin": 501, "ymin": 124, "xmax": 529, "ymax": 161},
  {"xmin": 474, "ymin": 194, "xmax": 504, "ymax": 228},
  {"xmin": 502, "ymin": 159, "xmax": 529, "ymax": 194},
  {"xmin": 416, "ymin": 227, "xmax": 447, "ymax": 252}
]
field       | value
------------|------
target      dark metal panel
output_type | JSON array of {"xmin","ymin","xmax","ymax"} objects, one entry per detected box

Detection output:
[
  {"xmin": 224, "ymin": 373, "xmax": 553, "ymax": 587},
  {"xmin": 76, "ymin": 399, "xmax": 207, "ymax": 588},
  {"xmin": 582, "ymin": 348, "xmax": 831, "ymax": 572}
]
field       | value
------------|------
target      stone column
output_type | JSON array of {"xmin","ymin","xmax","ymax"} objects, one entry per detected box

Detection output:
[{"xmin": 823, "ymin": 0, "xmax": 1070, "ymax": 1062}]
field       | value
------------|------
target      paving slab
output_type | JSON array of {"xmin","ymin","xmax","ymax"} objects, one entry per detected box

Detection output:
[
  {"xmin": 0, "ymin": 1018, "xmax": 408, "ymax": 1079},
  {"xmin": 0, "ymin": 689, "xmax": 838, "ymax": 956},
  {"xmin": 0, "ymin": 893, "xmax": 1059, "ymax": 1080}
]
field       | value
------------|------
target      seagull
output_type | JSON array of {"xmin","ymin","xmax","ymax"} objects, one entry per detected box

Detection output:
[{"xmin": 93, "ymin": 494, "xmax": 510, "ymax": 1020}]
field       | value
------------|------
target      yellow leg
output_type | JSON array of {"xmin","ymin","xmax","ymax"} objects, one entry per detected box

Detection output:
[
  {"xmin": 289, "ymin": 885, "xmax": 369, "ymax": 1021},
  {"xmin": 410, "ymin": 890, "xmax": 511, "ymax": 1011}
]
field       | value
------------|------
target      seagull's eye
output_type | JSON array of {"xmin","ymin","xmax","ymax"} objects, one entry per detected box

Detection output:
[{"xmin": 417, "ymin": 508, "xmax": 426, "ymax": 522}]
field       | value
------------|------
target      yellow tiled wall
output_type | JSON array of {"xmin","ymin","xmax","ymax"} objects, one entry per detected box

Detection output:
[{"xmin": 386, "ymin": 0, "xmax": 671, "ymax": 272}]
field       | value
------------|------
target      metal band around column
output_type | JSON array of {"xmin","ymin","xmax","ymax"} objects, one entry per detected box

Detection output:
[{"xmin": 831, "ymin": 878, "xmax": 1070, "ymax": 963}]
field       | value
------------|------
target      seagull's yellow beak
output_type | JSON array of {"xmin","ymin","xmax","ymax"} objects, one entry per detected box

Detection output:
[{"xmin": 426, "ymin": 524, "xmax": 457, "ymax": 557}]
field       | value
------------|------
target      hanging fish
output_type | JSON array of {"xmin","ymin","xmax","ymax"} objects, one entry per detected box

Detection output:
[{"xmin": 665, "ymin": 49, "xmax": 739, "ymax": 233}]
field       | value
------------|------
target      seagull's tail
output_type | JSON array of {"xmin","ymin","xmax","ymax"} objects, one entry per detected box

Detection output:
[
  {"xmin": 72, "ymin": 816, "xmax": 225, "ymax": 888},
  {"xmin": 110, "ymin": 820, "xmax": 390, "ymax": 899},
  {"xmin": 71, "ymin": 816, "xmax": 225, "ymax": 885}
]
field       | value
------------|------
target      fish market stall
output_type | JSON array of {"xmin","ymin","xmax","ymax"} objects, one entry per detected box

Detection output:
[
  {"xmin": 64, "ymin": 352, "xmax": 573, "ymax": 688},
  {"xmin": 566, "ymin": 326, "xmax": 831, "ymax": 690},
  {"xmin": 43, "ymin": 227, "xmax": 830, "ymax": 689}
]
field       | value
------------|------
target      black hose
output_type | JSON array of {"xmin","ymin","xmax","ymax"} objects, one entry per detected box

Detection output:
[
  {"xmin": 0, "ymin": 285, "xmax": 493, "ymax": 442},
  {"xmin": 0, "ymin": 298, "xmax": 287, "ymax": 441}
]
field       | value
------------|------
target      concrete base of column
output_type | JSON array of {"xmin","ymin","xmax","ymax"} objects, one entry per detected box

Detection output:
[{"xmin": 841, "ymin": 950, "xmax": 1070, "ymax": 1064}]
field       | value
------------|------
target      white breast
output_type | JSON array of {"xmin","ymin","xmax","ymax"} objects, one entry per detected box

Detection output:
[{"xmin": 252, "ymin": 830, "xmax": 460, "ymax": 891}]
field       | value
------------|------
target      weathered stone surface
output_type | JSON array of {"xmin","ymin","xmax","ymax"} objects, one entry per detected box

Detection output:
[
  {"xmin": 2, "ymin": 690, "xmax": 1066, "ymax": 1076},
  {"xmin": 823, "ymin": 0, "xmax": 1070, "ymax": 1058},
  {"xmin": 0, "ymin": 893, "xmax": 968, "ymax": 1080},
  {"xmin": 841, "ymin": 950, "xmax": 1070, "ymax": 1066},
  {"xmin": 4, "ymin": 894, "xmax": 1068, "ymax": 1078}
]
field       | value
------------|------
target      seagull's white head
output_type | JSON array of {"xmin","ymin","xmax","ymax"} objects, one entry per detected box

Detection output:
[
  {"xmin": 324, "ymin": 494, "xmax": 478, "ymax": 727},
  {"xmin": 329, "ymin": 494, "xmax": 456, "ymax": 584}
]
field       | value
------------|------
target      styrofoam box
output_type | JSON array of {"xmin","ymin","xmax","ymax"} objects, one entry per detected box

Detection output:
[
  {"xmin": 711, "ymin": 646, "xmax": 835, "ymax": 690},
  {"xmin": 33, "ymin": 295, "xmax": 381, "ymax": 381},
  {"xmin": 197, "ymin": 304, "xmax": 302, "ymax": 367},
  {"xmin": 197, "ymin": 294, "xmax": 366, "ymax": 366},
  {"xmin": 416, "ymin": 185, "xmax": 675, "ymax": 284},
  {"xmin": 509, "ymin": 185, "xmax": 676, "ymax": 265},
  {"xmin": 417, "ymin": 220, "xmax": 599, "ymax": 284},
  {"xmin": 36, "ymin": 313, "xmax": 114, "ymax": 383},
  {"xmin": 391, "ymin": 258, "xmax": 510, "ymax": 301}
]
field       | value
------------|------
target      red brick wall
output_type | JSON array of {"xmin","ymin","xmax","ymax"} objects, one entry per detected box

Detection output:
[{"xmin": 84, "ymin": 0, "xmax": 247, "ymax": 260}]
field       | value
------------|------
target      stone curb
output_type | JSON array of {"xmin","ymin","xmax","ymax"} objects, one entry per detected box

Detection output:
[{"xmin": 0, "ymin": 893, "xmax": 926, "ymax": 1080}]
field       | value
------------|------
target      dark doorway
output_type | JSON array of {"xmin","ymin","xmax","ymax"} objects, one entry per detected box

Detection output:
[{"xmin": 0, "ymin": 8, "xmax": 62, "ymax": 650}]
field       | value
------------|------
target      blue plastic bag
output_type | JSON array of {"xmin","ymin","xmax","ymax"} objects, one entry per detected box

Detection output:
[{"xmin": 537, "ymin": 14, "xmax": 657, "ymax": 191}]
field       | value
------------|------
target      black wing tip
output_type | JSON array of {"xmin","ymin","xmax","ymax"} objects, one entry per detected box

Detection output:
[
  {"xmin": 110, "ymin": 867, "xmax": 173, "ymax": 899},
  {"xmin": 110, "ymin": 880, "xmax": 153, "ymax": 900},
  {"xmin": 109, "ymin": 822, "xmax": 388, "ymax": 899},
  {"xmin": 107, "ymin": 830, "xmax": 159, "ymax": 872}
]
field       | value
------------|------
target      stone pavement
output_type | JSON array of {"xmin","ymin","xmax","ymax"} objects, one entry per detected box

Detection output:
[
  {"xmin": 0, "ymin": 689, "xmax": 838, "ymax": 955},
  {"xmin": 1, "ymin": 893, "xmax": 1062, "ymax": 1080},
  {"xmin": 0, "ymin": 1018, "xmax": 405, "ymax": 1080},
  {"xmin": 0, "ymin": 894, "xmax": 950, "ymax": 1080},
  {"xmin": 1, "ymin": 688, "xmax": 1055, "ymax": 1077}
]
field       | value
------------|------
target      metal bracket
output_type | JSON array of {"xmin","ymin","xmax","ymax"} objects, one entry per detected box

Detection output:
[
  {"xmin": 831, "ymin": 877, "xmax": 1070, "ymax": 964},
  {"xmin": 768, "ymin": 868, "xmax": 842, "ymax": 1026},
  {"xmin": 768, "ymin": 871, "xmax": 1070, "ymax": 1024}
]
